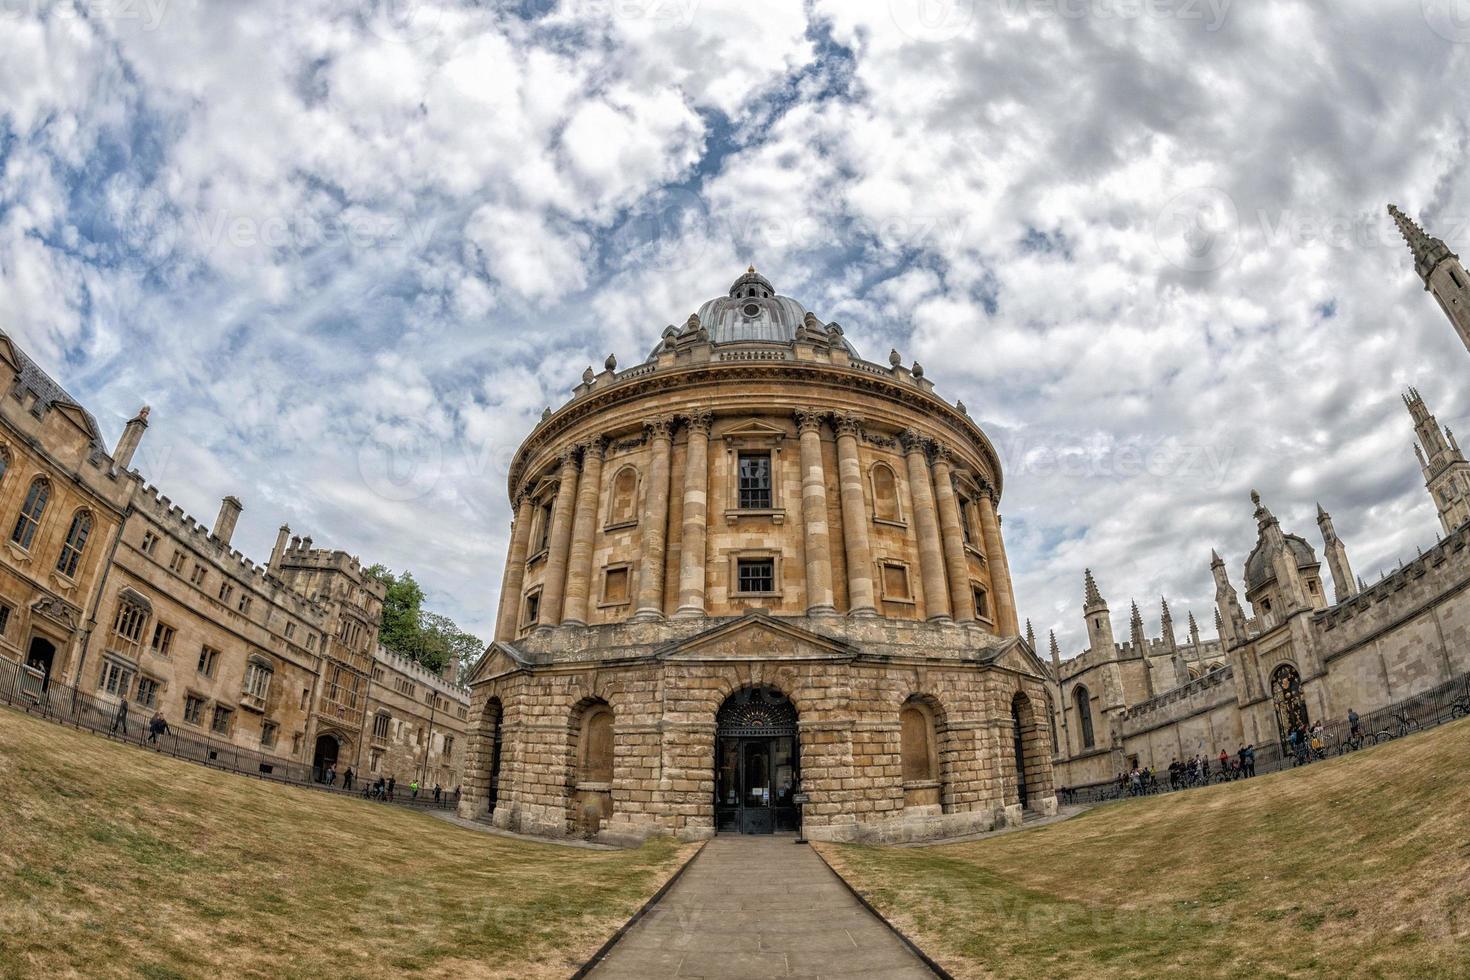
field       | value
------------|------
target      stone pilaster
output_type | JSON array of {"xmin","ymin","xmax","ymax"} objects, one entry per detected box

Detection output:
[
  {"xmin": 976, "ymin": 488, "xmax": 1019, "ymax": 637},
  {"xmin": 494, "ymin": 489, "xmax": 535, "ymax": 642},
  {"xmin": 796, "ymin": 409, "xmax": 836, "ymax": 614},
  {"xmin": 834, "ymin": 414, "xmax": 876, "ymax": 616},
  {"xmin": 633, "ymin": 416, "xmax": 675, "ymax": 621},
  {"xmin": 561, "ymin": 437, "xmax": 606, "ymax": 627},
  {"xmin": 930, "ymin": 445, "xmax": 976, "ymax": 622},
  {"xmin": 537, "ymin": 449, "xmax": 581, "ymax": 626},
  {"xmin": 675, "ymin": 412, "xmax": 713, "ymax": 617},
  {"xmin": 902, "ymin": 429, "xmax": 952, "ymax": 622}
]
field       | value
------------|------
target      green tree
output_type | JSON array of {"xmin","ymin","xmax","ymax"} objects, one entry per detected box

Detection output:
[
  {"xmin": 363, "ymin": 565, "xmax": 482, "ymax": 679},
  {"xmin": 422, "ymin": 612, "xmax": 487, "ymax": 683}
]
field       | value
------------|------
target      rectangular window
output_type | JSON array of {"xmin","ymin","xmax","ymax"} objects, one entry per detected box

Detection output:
[
  {"xmin": 211, "ymin": 704, "xmax": 233, "ymax": 736},
  {"xmin": 217, "ymin": 581, "xmax": 233, "ymax": 603},
  {"xmin": 881, "ymin": 563, "xmax": 912, "ymax": 601},
  {"xmin": 736, "ymin": 557, "xmax": 775, "ymax": 594},
  {"xmin": 442, "ymin": 735, "xmax": 454, "ymax": 757},
  {"xmin": 98, "ymin": 660, "xmax": 134, "ymax": 697},
  {"xmin": 300, "ymin": 687, "xmax": 310, "ymax": 710},
  {"xmin": 737, "ymin": 452, "xmax": 773, "ymax": 509},
  {"xmin": 284, "ymin": 622, "xmax": 296, "ymax": 640},
  {"xmin": 0, "ymin": 604, "xmax": 11, "ymax": 636},
  {"xmin": 603, "ymin": 566, "xmax": 630, "ymax": 605},
  {"xmin": 523, "ymin": 590, "xmax": 541, "ymax": 627},
  {"xmin": 184, "ymin": 694, "xmax": 205, "ymax": 725},
  {"xmin": 373, "ymin": 713, "xmax": 390, "ymax": 741},
  {"xmin": 370, "ymin": 748, "xmax": 383, "ymax": 772},
  {"xmin": 169, "ymin": 550, "xmax": 187, "ymax": 573},
  {"xmin": 244, "ymin": 662, "xmax": 272, "ymax": 700},
  {"xmin": 305, "ymin": 634, "xmax": 317, "ymax": 651},
  {"xmin": 141, "ymin": 530, "xmax": 158, "ymax": 555},
  {"xmin": 260, "ymin": 721, "xmax": 278, "ymax": 748},
  {"xmin": 535, "ymin": 500, "xmax": 554, "ymax": 553},
  {"xmin": 238, "ymin": 594, "xmax": 252, "ymax": 615},
  {"xmin": 973, "ymin": 586, "xmax": 990, "ymax": 620},
  {"xmin": 136, "ymin": 676, "xmax": 160, "ymax": 708},
  {"xmin": 960, "ymin": 499, "xmax": 974, "ymax": 546},
  {"xmin": 112, "ymin": 603, "xmax": 148, "ymax": 648},
  {"xmin": 197, "ymin": 646, "xmax": 219, "ymax": 677},
  {"xmin": 149, "ymin": 623, "xmax": 175, "ymax": 658},
  {"xmin": 190, "ymin": 564, "xmax": 207, "ymax": 586}
]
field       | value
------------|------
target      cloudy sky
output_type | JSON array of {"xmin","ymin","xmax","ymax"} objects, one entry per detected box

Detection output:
[{"xmin": 3, "ymin": 0, "xmax": 1468, "ymax": 654}]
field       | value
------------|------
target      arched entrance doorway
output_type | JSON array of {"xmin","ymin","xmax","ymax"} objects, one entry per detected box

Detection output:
[
  {"xmin": 715, "ymin": 687, "xmax": 799, "ymax": 835},
  {"xmin": 1271, "ymin": 663, "xmax": 1310, "ymax": 747},
  {"xmin": 313, "ymin": 733, "xmax": 340, "ymax": 782},
  {"xmin": 483, "ymin": 697, "xmax": 504, "ymax": 815},
  {"xmin": 25, "ymin": 636, "xmax": 57, "ymax": 689},
  {"xmin": 1011, "ymin": 694, "xmax": 1031, "ymax": 810}
]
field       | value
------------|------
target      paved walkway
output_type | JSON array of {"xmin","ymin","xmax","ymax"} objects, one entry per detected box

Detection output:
[{"xmin": 588, "ymin": 836, "xmax": 935, "ymax": 979}]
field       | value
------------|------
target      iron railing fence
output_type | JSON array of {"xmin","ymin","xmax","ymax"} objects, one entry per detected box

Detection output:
[
  {"xmin": 0, "ymin": 656, "xmax": 458, "ymax": 812},
  {"xmin": 1058, "ymin": 670, "xmax": 1470, "ymax": 806}
]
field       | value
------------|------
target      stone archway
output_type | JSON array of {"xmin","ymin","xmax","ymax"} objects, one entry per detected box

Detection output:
[
  {"xmin": 312, "ymin": 733, "xmax": 340, "ymax": 782},
  {"xmin": 714, "ymin": 686, "xmax": 800, "ymax": 835},
  {"xmin": 1010, "ymin": 692, "xmax": 1050, "ymax": 811},
  {"xmin": 25, "ymin": 636, "xmax": 57, "ymax": 689}
]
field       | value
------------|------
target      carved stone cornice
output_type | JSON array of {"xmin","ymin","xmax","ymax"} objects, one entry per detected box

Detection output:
[{"xmin": 793, "ymin": 408, "xmax": 825, "ymax": 435}]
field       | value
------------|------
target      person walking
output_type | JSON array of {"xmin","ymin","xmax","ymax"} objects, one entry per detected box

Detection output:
[
  {"xmin": 410, "ymin": 778, "xmax": 420, "ymax": 800},
  {"xmin": 1243, "ymin": 743, "xmax": 1256, "ymax": 777},
  {"xmin": 343, "ymin": 767, "xmax": 354, "ymax": 792},
  {"xmin": 147, "ymin": 712, "xmax": 169, "ymax": 745},
  {"xmin": 326, "ymin": 764, "xmax": 337, "ymax": 787},
  {"xmin": 386, "ymin": 775, "xmax": 396, "ymax": 802},
  {"xmin": 433, "ymin": 784, "xmax": 442, "ymax": 804},
  {"xmin": 111, "ymin": 697, "xmax": 130, "ymax": 736},
  {"xmin": 1218, "ymin": 748, "xmax": 1229, "ymax": 774},
  {"xmin": 1348, "ymin": 708, "xmax": 1361, "ymax": 742}
]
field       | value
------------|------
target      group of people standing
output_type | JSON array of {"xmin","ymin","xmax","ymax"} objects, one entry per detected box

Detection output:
[{"xmin": 1117, "ymin": 744, "xmax": 1259, "ymax": 796}]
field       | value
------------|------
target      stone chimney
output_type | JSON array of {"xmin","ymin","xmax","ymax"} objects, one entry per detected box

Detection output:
[
  {"xmin": 212, "ymin": 496, "xmax": 243, "ymax": 547},
  {"xmin": 268, "ymin": 524, "xmax": 291, "ymax": 577},
  {"xmin": 113, "ymin": 406, "xmax": 150, "ymax": 470}
]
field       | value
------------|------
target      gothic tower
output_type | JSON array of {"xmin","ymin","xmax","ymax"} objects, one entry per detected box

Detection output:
[
  {"xmin": 1405, "ymin": 387, "xmax": 1470, "ymax": 534},
  {"xmin": 1083, "ymin": 569, "xmax": 1115, "ymax": 653},
  {"xmin": 1315, "ymin": 503, "xmax": 1358, "ymax": 602},
  {"xmin": 1390, "ymin": 203, "xmax": 1470, "ymax": 355}
]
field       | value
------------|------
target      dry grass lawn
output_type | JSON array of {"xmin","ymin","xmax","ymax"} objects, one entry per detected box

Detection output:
[
  {"xmin": 0, "ymin": 708, "xmax": 695, "ymax": 979},
  {"xmin": 819, "ymin": 716, "xmax": 1470, "ymax": 979}
]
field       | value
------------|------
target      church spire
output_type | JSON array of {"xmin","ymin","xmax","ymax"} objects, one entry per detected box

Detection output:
[
  {"xmin": 1316, "ymin": 503, "xmax": 1358, "ymax": 603},
  {"xmin": 1405, "ymin": 386, "xmax": 1470, "ymax": 534},
  {"xmin": 1389, "ymin": 204, "xmax": 1470, "ymax": 355},
  {"xmin": 1025, "ymin": 618, "xmax": 1036, "ymax": 651},
  {"xmin": 1187, "ymin": 610, "xmax": 1201, "ymax": 648}
]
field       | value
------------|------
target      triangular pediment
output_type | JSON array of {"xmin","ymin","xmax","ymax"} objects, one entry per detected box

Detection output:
[
  {"xmin": 53, "ymin": 400, "xmax": 101, "ymax": 444},
  {"xmin": 658, "ymin": 613, "xmax": 853, "ymax": 661},
  {"xmin": 720, "ymin": 419, "xmax": 788, "ymax": 443},
  {"xmin": 0, "ymin": 335, "xmax": 20, "ymax": 378},
  {"xmin": 464, "ymin": 642, "xmax": 527, "ymax": 685},
  {"xmin": 986, "ymin": 635, "xmax": 1052, "ymax": 680}
]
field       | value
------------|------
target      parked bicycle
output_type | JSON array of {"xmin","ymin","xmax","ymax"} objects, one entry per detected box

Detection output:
[{"xmin": 1372, "ymin": 709, "xmax": 1419, "ymax": 744}]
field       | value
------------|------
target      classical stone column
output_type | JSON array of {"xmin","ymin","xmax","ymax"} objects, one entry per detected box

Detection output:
[
  {"xmin": 930, "ymin": 445, "xmax": 976, "ymax": 622},
  {"xmin": 538, "ymin": 449, "xmax": 581, "ymax": 626},
  {"xmin": 675, "ymin": 411, "xmax": 713, "ymax": 617},
  {"xmin": 561, "ymin": 437, "xmax": 606, "ymax": 627},
  {"xmin": 494, "ymin": 489, "xmax": 535, "ymax": 642},
  {"xmin": 976, "ymin": 487, "xmax": 1019, "ymax": 637},
  {"xmin": 633, "ymin": 416, "xmax": 675, "ymax": 621},
  {"xmin": 833, "ymin": 414, "xmax": 876, "ymax": 616},
  {"xmin": 902, "ymin": 429, "xmax": 952, "ymax": 622},
  {"xmin": 795, "ymin": 409, "xmax": 836, "ymax": 615}
]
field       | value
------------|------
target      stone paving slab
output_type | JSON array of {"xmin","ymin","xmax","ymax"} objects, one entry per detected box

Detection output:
[{"xmin": 587, "ymin": 835, "xmax": 936, "ymax": 979}]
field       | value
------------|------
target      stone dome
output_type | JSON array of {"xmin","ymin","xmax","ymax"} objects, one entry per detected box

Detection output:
[
  {"xmin": 1244, "ymin": 534, "xmax": 1318, "ymax": 592},
  {"xmin": 653, "ymin": 267, "xmax": 859, "ymax": 356}
]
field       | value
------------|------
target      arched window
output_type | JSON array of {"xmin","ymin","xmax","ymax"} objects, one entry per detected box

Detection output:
[
  {"xmin": 580, "ymin": 704, "xmax": 614, "ymax": 783},
  {"xmin": 871, "ymin": 462, "xmax": 901, "ymax": 522},
  {"xmin": 606, "ymin": 466, "xmax": 639, "ymax": 527},
  {"xmin": 1073, "ymin": 684, "xmax": 1095, "ymax": 749},
  {"xmin": 1270, "ymin": 662, "xmax": 1310, "ymax": 746},
  {"xmin": 56, "ymin": 510, "xmax": 92, "ymax": 577},
  {"xmin": 11, "ymin": 477, "xmax": 50, "ymax": 550},
  {"xmin": 899, "ymin": 702, "xmax": 937, "ymax": 783},
  {"xmin": 0, "ymin": 447, "xmax": 10, "ymax": 484}
]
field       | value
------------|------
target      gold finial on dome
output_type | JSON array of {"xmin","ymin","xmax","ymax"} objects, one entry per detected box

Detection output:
[{"xmin": 747, "ymin": 264, "xmax": 755, "ymax": 274}]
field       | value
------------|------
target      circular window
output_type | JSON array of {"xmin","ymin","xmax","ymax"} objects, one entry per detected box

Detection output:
[{"xmin": 742, "ymin": 302, "xmax": 761, "ymax": 318}]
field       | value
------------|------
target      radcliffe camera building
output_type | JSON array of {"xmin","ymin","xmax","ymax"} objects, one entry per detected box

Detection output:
[
  {"xmin": 461, "ymin": 268, "xmax": 1057, "ymax": 843},
  {"xmin": 0, "ymin": 336, "xmax": 469, "ymax": 791}
]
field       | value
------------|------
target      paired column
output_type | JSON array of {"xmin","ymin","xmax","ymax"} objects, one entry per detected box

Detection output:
[
  {"xmin": 795, "ymin": 409, "xmax": 835, "ymax": 614},
  {"xmin": 538, "ymin": 450, "xmax": 581, "ymax": 626},
  {"xmin": 493, "ymin": 489, "xmax": 535, "ymax": 642},
  {"xmin": 976, "ymin": 488, "xmax": 1019, "ymax": 637},
  {"xmin": 675, "ymin": 412, "xmax": 713, "ymax": 617},
  {"xmin": 902, "ymin": 429, "xmax": 952, "ymax": 622},
  {"xmin": 633, "ymin": 416, "xmax": 675, "ymax": 621},
  {"xmin": 834, "ymin": 414, "xmax": 877, "ymax": 615},
  {"xmin": 930, "ymin": 445, "xmax": 977, "ymax": 622},
  {"xmin": 561, "ymin": 436, "xmax": 606, "ymax": 627}
]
